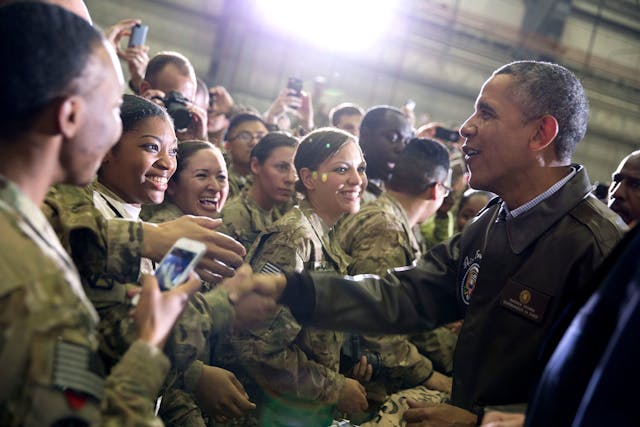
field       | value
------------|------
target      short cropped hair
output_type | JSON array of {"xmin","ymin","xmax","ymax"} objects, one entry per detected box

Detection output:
[
  {"xmin": 251, "ymin": 132, "xmax": 298, "ymax": 165},
  {"xmin": 494, "ymin": 61, "xmax": 589, "ymax": 162},
  {"xmin": 225, "ymin": 113, "xmax": 267, "ymax": 140},
  {"xmin": 360, "ymin": 105, "xmax": 405, "ymax": 132},
  {"xmin": 329, "ymin": 103, "xmax": 365, "ymax": 127},
  {"xmin": 145, "ymin": 51, "xmax": 196, "ymax": 89},
  {"xmin": 387, "ymin": 138, "xmax": 450, "ymax": 196},
  {"xmin": 0, "ymin": 2, "xmax": 103, "ymax": 137}
]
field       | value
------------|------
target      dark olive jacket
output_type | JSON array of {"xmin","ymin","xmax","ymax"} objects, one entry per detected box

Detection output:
[{"xmin": 282, "ymin": 165, "xmax": 627, "ymax": 413}]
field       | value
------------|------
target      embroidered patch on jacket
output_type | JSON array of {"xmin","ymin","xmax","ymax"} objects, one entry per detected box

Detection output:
[
  {"xmin": 500, "ymin": 281, "xmax": 551, "ymax": 323},
  {"xmin": 460, "ymin": 250, "xmax": 482, "ymax": 305}
]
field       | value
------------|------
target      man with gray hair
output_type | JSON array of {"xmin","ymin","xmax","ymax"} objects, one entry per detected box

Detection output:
[{"xmin": 250, "ymin": 61, "xmax": 627, "ymax": 426}]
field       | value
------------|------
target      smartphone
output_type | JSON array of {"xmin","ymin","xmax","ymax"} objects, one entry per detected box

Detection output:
[
  {"xmin": 128, "ymin": 23, "xmax": 148, "ymax": 48},
  {"xmin": 155, "ymin": 237, "xmax": 205, "ymax": 291},
  {"xmin": 286, "ymin": 77, "xmax": 303, "ymax": 97},
  {"xmin": 434, "ymin": 126, "xmax": 460, "ymax": 143}
]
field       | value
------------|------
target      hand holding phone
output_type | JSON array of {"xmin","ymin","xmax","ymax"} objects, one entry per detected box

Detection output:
[
  {"xmin": 155, "ymin": 237, "xmax": 206, "ymax": 291},
  {"xmin": 128, "ymin": 23, "xmax": 148, "ymax": 47}
]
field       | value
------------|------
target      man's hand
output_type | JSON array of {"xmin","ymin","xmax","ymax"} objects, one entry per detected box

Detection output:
[
  {"xmin": 119, "ymin": 45, "xmax": 149, "ymax": 93},
  {"xmin": 142, "ymin": 216, "xmax": 245, "ymax": 283},
  {"xmin": 176, "ymin": 102, "xmax": 208, "ymax": 141},
  {"xmin": 130, "ymin": 273, "xmax": 201, "ymax": 348},
  {"xmin": 195, "ymin": 365, "xmax": 256, "ymax": 422},
  {"xmin": 337, "ymin": 378, "xmax": 368, "ymax": 414},
  {"xmin": 104, "ymin": 18, "xmax": 140, "ymax": 54},
  {"xmin": 424, "ymin": 371, "xmax": 453, "ymax": 394},
  {"xmin": 250, "ymin": 272, "xmax": 288, "ymax": 301},
  {"xmin": 350, "ymin": 355, "xmax": 373, "ymax": 383},
  {"xmin": 404, "ymin": 400, "xmax": 477, "ymax": 427},
  {"xmin": 218, "ymin": 265, "xmax": 278, "ymax": 328},
  {"xmin": 480, "ymin": 411, "xmax": 525, "ymax": 427}
]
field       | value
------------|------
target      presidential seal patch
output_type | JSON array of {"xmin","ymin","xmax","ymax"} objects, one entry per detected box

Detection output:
[
  {"xmin": 460, "ymin": 250, "xmax": 482, "ymax": 305},
  {"xmin": 461, "ymin": 263, "xmax": 479, "ymax": 305}
]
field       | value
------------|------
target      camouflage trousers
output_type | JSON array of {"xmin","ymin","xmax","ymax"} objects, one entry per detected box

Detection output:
[{"xmin": 359, "ymin": 386, "xmax": 449, "ymax": 427}]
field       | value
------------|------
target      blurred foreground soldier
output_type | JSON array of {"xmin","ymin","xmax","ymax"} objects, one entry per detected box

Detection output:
[
  {"xmin": 0, "ymin": 3, "xmax": 200, "ymax": 425},
  {"xmin": 608, "ymin": 150, "xmax": 640, "ymax": 228},
  {"xmin": 250, "ymin": 61, "xmax": 627, "ymax": 427}
]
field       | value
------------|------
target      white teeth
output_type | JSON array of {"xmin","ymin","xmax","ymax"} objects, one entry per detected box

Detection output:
[
  {"xmin": 147, "ymin": 176, "xmax": 168, "ymax": 184},
  {"xmin": 200, "ymin": 197, "xmax": 219, "ymax": 205}
]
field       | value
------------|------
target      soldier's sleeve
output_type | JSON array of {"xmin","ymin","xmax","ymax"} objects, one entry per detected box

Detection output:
[
  {"xmin": 248, "ymin": 230, "xmax": 306, "ymax": 274},
  {"xmin": 102, "ymin": 340, "xmax": 170, "ymax": 427},
  {"xmin": 346, "ymin": 213, "xmax": 414, "ymax": 276},
  {"xmin": 231, "ymin": 306, "xmax": 346, "ymax": 404},
  {"xmin": 43, "ymin": 185, "xmax": 143, "ymax": 286},
  {"xmin": 0, "ymin": 265, "xmax": 165, "ymax": 426}
]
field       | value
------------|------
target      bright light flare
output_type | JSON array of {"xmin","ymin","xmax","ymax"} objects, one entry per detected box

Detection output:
[{"xmin": 255, "ymin": 0, "xmax": 396, "ymax": 52}]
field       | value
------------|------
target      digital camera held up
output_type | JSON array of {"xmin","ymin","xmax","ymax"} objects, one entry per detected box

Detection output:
[{"xmin": 163, "ymin": 91, "xmax": 191, "ymax": 130}]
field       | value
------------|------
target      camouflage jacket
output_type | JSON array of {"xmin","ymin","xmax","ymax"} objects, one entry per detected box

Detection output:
[
  {"xmin": 43, "ymin": 183, "xmax": 235, "ymax": 393},
  {"xmin": 227, "ymin": 167, "xmax": 253, "ymax": 200},
  {"xmin": 337, "ymin": 192, "xmax": 436, "ymax": 394},
  {"xmin": 219, "ymin": 189, "xmax": 283, "ymax": 253},
  {"xmin": 232, "ymin": 201, "xmax": 351, "ymax": 405},
  {"xmin": 0, "ymin": 176, "xmax": 168, "ymax": 426},
  {"xmin": 140, "ymin": 200, "xmax": 184, "ymax": 224}
]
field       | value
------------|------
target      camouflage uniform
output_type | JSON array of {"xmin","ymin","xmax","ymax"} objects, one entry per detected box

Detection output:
[
  {"xmin": 228, "ymin": 200, "xmax": 352, "ymax": 426},
  {"xmin": 219, "ymin": 189, "xmax": 283, "ymax": 252},
  {"xmin": 0, "ymin": 175, "xmax": 168, "ymax": 426},
  {"xmin": 338, "ymin": 193, "xmax": 450, "ymax": 426},
  {"xmin": 43, "ymin": 182, "xmax": 237, "ymax": 426},
  {"xmin": 361, "ymin": 179, "xmax": 385, "ymax": 205},
  {"xmin": 140, "ymin": 200, "xmax": 184, "ymax": 224},
  {"xmin": 227, "ymin": 167, "xmax": 253, "ymax": 200}
]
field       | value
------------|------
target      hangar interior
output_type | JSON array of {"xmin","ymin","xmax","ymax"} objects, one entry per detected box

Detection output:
[{"xmin": 86, "ymin": 0, "xmax": 640, "ymax": 183}]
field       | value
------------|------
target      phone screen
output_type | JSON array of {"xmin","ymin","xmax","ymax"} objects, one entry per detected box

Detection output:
[{"xmin": 155, "ymin": 247, "xmax": 200, "ymax": 291}]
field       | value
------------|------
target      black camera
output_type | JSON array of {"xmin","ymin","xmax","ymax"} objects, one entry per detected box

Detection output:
[
  {"xmin": 163, "ymin": 91, "xmax": 191, "ymax": 130},
  {"xmin": 435, "ymin": 126, "xmax": 460, "ymax": 143},
  {"xmin": 342, "ymin": 335, "xmax": 383, "ymax": 380}
]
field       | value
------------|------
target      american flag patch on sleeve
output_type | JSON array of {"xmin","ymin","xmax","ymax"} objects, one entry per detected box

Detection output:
[{"xmin": 260, "ymin": 262, "xmax": 282, "ymax": 275}]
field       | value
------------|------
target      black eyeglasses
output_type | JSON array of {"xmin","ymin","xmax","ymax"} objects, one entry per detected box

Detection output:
[{"xmin": 430, "ymin": 181, "xmax": 451, "ymax": 197}]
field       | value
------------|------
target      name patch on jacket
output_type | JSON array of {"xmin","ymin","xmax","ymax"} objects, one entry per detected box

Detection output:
[{"xmin": 500, "ymin": 281, "xmax": 551, "ymax": 323}]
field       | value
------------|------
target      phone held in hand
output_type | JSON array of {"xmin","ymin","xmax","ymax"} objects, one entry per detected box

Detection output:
[
  {"xmin": 286, "ymin": 77, "xmax": 303, "ymax": 97},
  {"xmin": 128, "ymin": 23, "xmax": 148, "ymax": 47},
  {"xmin": 155, "ymin": 237, "xmax": 206, "ymax": 291}
]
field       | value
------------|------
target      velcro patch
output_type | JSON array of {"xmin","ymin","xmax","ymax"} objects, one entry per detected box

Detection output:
[{"xmin": 53, "ymin": 340, "xmax": 105, "ymax": 401}]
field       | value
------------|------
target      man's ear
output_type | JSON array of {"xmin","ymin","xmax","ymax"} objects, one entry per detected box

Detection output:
[
  {"xmin": 529, "ymin": 114, "xmax": 559, "ymax": 152},
  {"xmin": 57, "ymin": 95, "xmax": 84, "ymax": 139},
  {"xmin": 422, "ymin": 183, "xmax": 438, "ymax": 201},
  {"xmin": 299, "ymin": 168, "xmax": 315, "ymax": 191},
  {"xmin": 250, "ymin": 157, "xmax": 260, "ymax": 175},
  {"xmin": 138, "ymin": 80, "xmax": 151, "ymax": 95}
]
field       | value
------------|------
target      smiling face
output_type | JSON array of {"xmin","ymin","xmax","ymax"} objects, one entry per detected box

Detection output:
[
  {"xmin": 168, "ymin": 147, "xmax": 228, "ymax": 218},
  {"xmin": 99, "ymin": 115, "xmax": 177, "ymax": 205},
  {"xmin": 252, "ymin": 145, "xmax": 297, "ymax": 208},
  {"xmin": 460, "ymin": 74, "xmax": 537, "ymax": 197},
  {"xmin": 302, "ymin": 140, "xmax": 367, "ymax": 225}
]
